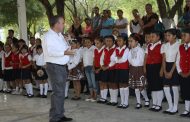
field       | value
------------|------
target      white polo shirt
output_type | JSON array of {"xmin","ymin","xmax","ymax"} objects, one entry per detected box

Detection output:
[
  {"xmin": 42, "ymin": 29, "xmax": 70, "ymax": 65},
  {"xmin": 82, "ymin": 46, "xmax": 95, "ymax": 67},
  {"xmin": 33, "ymin": 53, "xmax": 46, "ymax": 66},
  {"xmin": 162, "ymin": 41, "xmax": 180, "ymax": 62}
]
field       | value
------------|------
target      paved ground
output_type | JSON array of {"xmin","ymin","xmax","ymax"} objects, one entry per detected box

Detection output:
[{"xmin": 0, "ymin": 91, "xmax": 189, "ymax": 122}]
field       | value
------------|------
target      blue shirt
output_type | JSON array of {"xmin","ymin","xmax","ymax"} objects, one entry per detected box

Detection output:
[{"xmin": 100, "ymin": 18, "xmax": 115, "ymax": 37}]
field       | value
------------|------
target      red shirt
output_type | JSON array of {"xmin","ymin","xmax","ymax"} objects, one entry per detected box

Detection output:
[
  {"xmin": 146, "ymin": 43, "xmax": 162, "ymax": 64},
  {"xmin": 94, "ymin": 47, "xmax": 104, "ymax": 68},
  {"xmin": 115, "ymin": 47, "xmax": 129, "ymax": 70},
  {"xmin": 103, "ymin": 45, "xmax": 116, "ymax": 70},
  {"xmin": 4, "ymin": 52, "xmax": 13, "ymax": 68},
  {"xmin": 19, "ymin": 53, "xmax": 31, "ymax": 69},
  {"xmin": 179, "ymin": 44, "xmax": 190, "ymax": 74},
  {"xmin": 12, "ymin": 52, "xmax": 20, "ymax": 69}
]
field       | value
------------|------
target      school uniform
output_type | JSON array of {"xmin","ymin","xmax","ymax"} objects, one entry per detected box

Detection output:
[
  {"xmin": 67, "ymin": 49, "xmax": 83, "ymax": 81},
  {"xmin": 162, "ymin": 41, "xmax": 180, "ymax": 113},
  {"xmin": 12, "ymin": 52, "xmax": 21, "ymax": 80},
  {"xmin": 111, "ymin": 45, "xmax": 129, "ymax": 83},
  {"xmin": 146, "ymin": 41, "xmax": 163, "ymax": 91},
  {"xmin": 100, "ymin": 45, "xmax": 116, "ymax": 83},
  {"xmin": 33, "ymin": 53, "xmax": 48, "ymax": 81},
  {"xmin": 146, "ymin": 41, "xmax": 164, "ymax": 111},
  {"xmin": 19, "ymin": 53, "xmax": 32, "ymax": 80},
  {"xmin": 94, "ymin": 46, "xmax": 104, "ymax": 81},
  {"xmin": 2, "ymin": 51, "xmax": 13, "ymax": 82},
  {"xmin": 128, "ymin": 46, "xmax": 146, "ymax": 89},
  {"xmin": 162, "ymin": 41, "xmax": 180, "ymax": 86},
  {"xmin": 176, "ymin": 43, "xmax": 190, "ymax": 101}
]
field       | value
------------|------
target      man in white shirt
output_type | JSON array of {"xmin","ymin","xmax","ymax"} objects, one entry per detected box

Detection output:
[{"xmin": 42, "ymin": 15, "xmax": 74, "ymax": 122}]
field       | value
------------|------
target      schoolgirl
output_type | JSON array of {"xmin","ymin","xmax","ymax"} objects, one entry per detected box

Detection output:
[
  {"xmin": 112, "ymin": 36, "xmax": 130, "ymax": 109},
  {"xmin": 19, "ymin": 45, "xmax": 33, "ymax": 98},
  {"xmin": 128, "ymin": 33, "xmax": 150, "ymax": 109},
  {"xmin": 162, "ymin": 29, "xmax": 181, "ymax": 114},
  {"xmin": 33, "ymin": 45, "xmax": 48, "ymax": 98},
  {"xmin": 176, "ymin": 29, "xmax": 190, "ymax": 117},
  {"xmin": 67, "ymin": 40, "xmax": 83, "ymax": 100},
  {"xmin": 144, "ymin": 30, "xmax": 164, "ymax": 112},
  {"xmin": 100, "ymin": 35, "xmax": 117, "ymax": 105}
]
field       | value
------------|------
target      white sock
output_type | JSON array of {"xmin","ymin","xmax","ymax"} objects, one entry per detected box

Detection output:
[
  {"xmin": 185, "ymin": 100, "xmax": 190, "ymax": 112},
  {"xmin": 109, "ymin": 89, "xmax": 114, "ymax": 102},
  {"xmin": 151, "ymin": 91, "xmax": 157, "ymax": 108},
  {"xmin": 103, "ymin": 89, "xmax": 108, "ymax": 100},
  {"xmin": 135, "ymin": 89, "xmax": 141, "ymax": 104},
  {"xmin": 25, "ymin": 84, "xmax": 29, "ymax": 94},
  {"xmin": 65, "ymin": 81, "xmax": 69, "ymax": 97},
  {"xmin": 113, "ymin": 89, "xmax": 118, "ymax": 103},
  {"xmin": 0, "ymin": 79, "xmax": 3, "ymax": 90},
  {"xmin": 123, "ymin": 87, "xmax": 129, "ymax": 105},
  {"xmin": 44, "ymin": 83, "xmax": 48, "ymax": 95},
  {"xmin": 39, "ymin": 84, "xmax": 43, "ymax": 95},
  {"xmin": 141, "ymin": 89, "xmax": 149, "ymax": 101},
  {"xmin": 164, "ymin": 87, "xmax": 173, "ymax": 111},
  {"xmin": 28, "ymin": 83, "xmax": 33, "ymax": 95},
  {"xmin": 172, "ymin": 86, "xmax": 179, "ymax": 112},
  {"xmin": 100, "ymin": 90, "xmax": 104, "ymax": 99},
  {"xmin": 120, "ymin": 88, "xmax": 125, "ymax": 105},
  {"xmin": 156, "ymin": 90, "xmax": 164, "ymax": 107}
]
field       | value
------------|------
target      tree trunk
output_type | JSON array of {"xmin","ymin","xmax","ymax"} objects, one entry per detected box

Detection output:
[{"xmin": 55, "ymin": 0, "xmax": 65, "ymax": 17}]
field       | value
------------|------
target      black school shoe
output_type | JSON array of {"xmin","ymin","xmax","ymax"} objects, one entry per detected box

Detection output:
[
  {"xmin": 42, "ymin": 95, "xmax": 47, "ymax": 98},
  {"xmin": 111, "ymin": 102, "xmax": 118, "ymax": 106},
  {"xmin": 169, "ymin": 110, "xmax": 178, "ymax": 115},
  {"xmin": 180, "ymin": 110, "xmax": 190, "ymax": 117},
  {"xmin": 154, "ymin": 106, "xmax": 162, "ymax": 112},
  {"xmin": 36, "ymin": 94, "xmax": 43, "ymax": 98},
  {"xmin": 122, "ymin": 104, "xmax": 129, "ymax": 109},
  {"xmin": 27, "ymin": 94, "xmax": 34, "ymax": 98},
  {"xmin": 136, "ymin": 103, "xmax": 142, "ymax": 109},
  {"xmin": 61, "ymin": 116, "xmax": 73, "ymax": 121}
]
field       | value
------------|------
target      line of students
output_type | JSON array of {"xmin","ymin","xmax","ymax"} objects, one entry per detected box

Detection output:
[
  {"xmin": 0, "ymin": 40, "xmax": 48, "ymax": 98},
  {"xmin": 66, "ymin": 28, "xmax": 190, "ymax": 117}
]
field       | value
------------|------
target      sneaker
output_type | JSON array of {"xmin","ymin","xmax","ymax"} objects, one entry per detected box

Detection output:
[
  {"xmin": 85, "ymin": 98, "xmax": 92, "ymax": 102},
  {"xmin": 91, "ymin": 99, "xmax": 97, "ymax": 102}
]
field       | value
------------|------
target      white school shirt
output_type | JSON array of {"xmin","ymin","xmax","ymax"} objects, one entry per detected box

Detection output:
[
  {"xmin": 100, "ymin": 45, "xmax": 116, "ymax": 67},
  {"xmin": 2, "ymin": 51, "xmax": 13, "ymax": 70},
  {"xmin": 162, "ymin": 41, "xmax": 180, "ymax": 62},
  {"xmin": 110, "ymin": 45, "xmax": 129, "ymax": 67},
  {"xmin": 42, "ymin": 29, "xmax": 70, "ymax": 65},
  {"xmin": 82, "ymin": 46, "xmax": 95, "ymax": 67},
  {"xmin": 78, "ymin": 47, "xmax": 84, "ymax": 62},
  {"xmin": 176, "ymin": 42, "xmax": 190, "ymax": 73},
  {"xmin": 128, "ymin": 46, "xmax": 145, "ymax": 66},
  {"xmin": 33, "ymin": 53, "xmax": 46, "ymax": 66},
  {"xmin": 67, "ymin": 49, "xmax": 81, "ymax": 70}
]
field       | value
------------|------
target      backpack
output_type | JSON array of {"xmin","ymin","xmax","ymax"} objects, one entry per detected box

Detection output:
[{"xmin": 154, "ymin": 21, "xmax": 165, "ymax": 33}]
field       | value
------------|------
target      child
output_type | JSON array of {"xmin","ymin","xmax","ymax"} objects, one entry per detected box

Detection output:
[
  {"xmin": 67, "ymin": 40, "xmax": 83, "ymax": 100},
  {"xmin": 33, "ymin": 45, "xmax": 48, "ymax": 98},
  {"xmin": 142, "ymin": 32, "xmax": 152, "ymax": 50},
  {"xmin": 176, "ymin": 29, "xmax": 190, "ymax": 117},
  {"xmin": 93, "ymin": 37, "xmax": 105, "ymax": 103},
  {"xmin": 2, "ymin": 44, "xmax": 13, "ymax": 93},
  {"xmin": 100, "ymin": 35, "xmax": 117, "ymax": 105},
  {"xmin": 162, "ymin": 29, "xmax": 181, "ymax": 114},
  {"xmin": 128, "ymin": 33, "xmax": 150, "ymax": 109},
  {"xmin": 11, "ymin": 44, "xmax": 22, "ymax": 95},
  {"xmin": 82, "ymin": 37, "xmax": 97, "ymax": 102},
  {"xmin": 0, "ymin": 41, "xmax": 4, "ymax": 92},
  {"xmin": 19, "ymin": 45, "xmax": 33, "ymax": 98},
  {"xmin": 145, "ymin": 30, "xmax": 164, "ymax": 112},
  {"xmin": 111, "ymin": 36, "xmax": 130, "ymax": 108}
]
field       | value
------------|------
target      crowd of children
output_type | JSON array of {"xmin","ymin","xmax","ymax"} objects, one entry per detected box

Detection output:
[
  {"xmin": 65, "ymin": 28, "xmax": 190, "ymax": 118},
  {"xmin": 0, "ymin": 28, "xmax": 190, "ymax": 118}
]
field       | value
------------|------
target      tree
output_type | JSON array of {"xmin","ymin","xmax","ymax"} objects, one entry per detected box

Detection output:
[{"xmin": 156, "ymin": 0, "xmax": 184, "ymax": 29}]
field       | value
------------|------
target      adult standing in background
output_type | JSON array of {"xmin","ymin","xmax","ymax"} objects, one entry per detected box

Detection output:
[
  {"xmin": 99, "ymin": 10, "xmax": 114, "ymax": 37},
  {"xmin": 42, "ymin": 15, "xmax": 74, "ymax": 122},
  {"xmin": 130, "ymin": 9, "xmax": 143, "ymax": 35},
  {"xmin": 142, "ymin": 3, "xmax": 159, "ymax": 34},
  {"xmin": 68, "ymin": 16, "xmax": 83, "ymax": 42},
  {"xmin": 115, "ymin": 9, "xmax": 128, "ymax": 40},
  {"xmin": 178, "ymin": 0, "xmax": 190, "ymax": 30},
  {"xmin": 7, "ymin": 29, "xmax": 18, "ymax": 45},
  {"xmin": 91, "ymin": 6, "xmax": 101, "ymax": 38}
]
